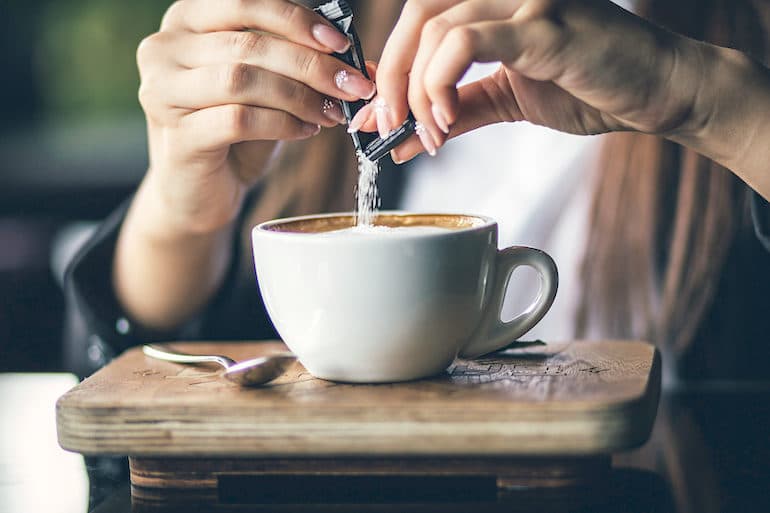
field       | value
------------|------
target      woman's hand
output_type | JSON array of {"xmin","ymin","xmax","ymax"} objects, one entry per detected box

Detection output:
[
  {"xmin": 368, "ymin": 0, "xmax": 706, "ymax": 162},
  {"xmin": 136, "ymin": 0, "xmax": 376, "ymax": 234},
  {"xmin": 115, "ymin": 0, "xmax": 378, "ymax": 330}
]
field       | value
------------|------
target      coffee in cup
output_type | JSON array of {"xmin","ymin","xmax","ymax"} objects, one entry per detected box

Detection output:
[{"xmin": 252, "ymin": 212, "xmax": 558, "ymax": 383}]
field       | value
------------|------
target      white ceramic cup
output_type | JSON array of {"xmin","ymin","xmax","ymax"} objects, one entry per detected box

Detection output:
[{"xmin": 252, "ymin": 212, "xmax": 558, "ymax": 383}]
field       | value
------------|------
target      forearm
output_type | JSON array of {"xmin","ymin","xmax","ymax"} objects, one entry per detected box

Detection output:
[
  {"xmin": 113, "ymin": 174, "xmax": 235, "ymax": 331},
  {"xmin": 668, "ymin": 41, "xmax": 770, "ymax": 201}
]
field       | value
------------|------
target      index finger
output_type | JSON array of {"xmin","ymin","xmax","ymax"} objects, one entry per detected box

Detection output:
[
  {"xmin": 377, "ymin": 1, "xmax": 458, "ymax": 126},
  {"xmin": 161, "ymin": 0, "xmax": 348, "ymax": 53}
]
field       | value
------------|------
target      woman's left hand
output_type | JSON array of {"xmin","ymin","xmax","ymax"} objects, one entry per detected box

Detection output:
[{"xmin": 365, "ymin": 0, "xmax": 708, "ymax": 162}]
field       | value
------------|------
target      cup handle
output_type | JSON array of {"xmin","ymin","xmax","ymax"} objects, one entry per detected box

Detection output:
[{"xmin": 459, "ymin": 246, "xmax": 558, "ymax": 358}]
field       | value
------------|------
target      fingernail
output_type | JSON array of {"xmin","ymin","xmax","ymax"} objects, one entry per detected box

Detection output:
[
  {"xmin": 312, "ymin": 24, "xmax": 350, "ymax": 53},
  {"xmin": 432, "ymin": 104, "xmax": 450, "ymax": 134},
  {"xmin": 373, "ymin": 97, "xmax": 392, "ymax": 138},
  {"xmin": 347, "ymin": 103, "xmax": 372, "ymax": 133},
  {"xmin": 391, "ymin": 151, "xmax": 404, "ymax": 164},
  {"xmin": 302, "ymin": 123, "xmax": 321, "ymax": 137},
  {"xmin": 335, "ymin": 70, "xmax": 376, "ymax": 100},
  {"xmin": 415, "ymin": 121, "xmax": 437, "ymax": 157},
  {"xmin": 322, "ymin": 98, "xmax": 346, "ymax": 124}
]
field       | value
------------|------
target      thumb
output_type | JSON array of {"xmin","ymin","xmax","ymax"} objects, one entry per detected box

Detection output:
[
  {"xmin": 450, "ymin": 73, "xmax": 525, "ymax": 136},
  {"xmin": 391, "ymin": 72, "xmax": 523, "ymax": 163}
]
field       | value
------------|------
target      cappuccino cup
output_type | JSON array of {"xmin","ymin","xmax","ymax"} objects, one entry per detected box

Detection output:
[{"xmin": 252, "ymin": 212, "xmax": 558, "ymax": 383}]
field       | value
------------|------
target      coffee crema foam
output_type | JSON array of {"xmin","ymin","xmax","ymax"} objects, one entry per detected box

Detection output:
[
  {"xmin": 263, "ymin": 214, "xmax": 485, "ymax": 234},
  {"xmin": 319, "ymin": 225, "xmax": 453, "ymax": 237}
]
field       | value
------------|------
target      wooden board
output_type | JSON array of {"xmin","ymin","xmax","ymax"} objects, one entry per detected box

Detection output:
[
  {"xmin": 128, "ymin": 455, "xmax": 612, "ymax": 500},
  {"xmin": 56, "ymin": 340, "xmax": 660, "ymax": 457}
]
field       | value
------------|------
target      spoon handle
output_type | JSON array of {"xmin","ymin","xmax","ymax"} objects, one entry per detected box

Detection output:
[{"xmin": 142, "ymin": 344, "xmax": 236, "ymax": 370}]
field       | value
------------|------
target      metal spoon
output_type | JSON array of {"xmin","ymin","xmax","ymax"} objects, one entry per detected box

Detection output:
[{"xmin": 142, "ymin": 344, "xmax": 296, "ymax": 386}]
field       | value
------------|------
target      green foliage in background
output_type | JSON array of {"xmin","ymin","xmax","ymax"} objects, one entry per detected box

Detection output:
[{"xmin": 36, "ymin": 0, "xmax": 173, "ymax": 121}]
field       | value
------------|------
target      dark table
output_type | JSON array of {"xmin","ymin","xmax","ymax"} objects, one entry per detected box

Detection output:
[{"xmin": 2, "ymin": 373, "xmax": 769, "ymax": 513}]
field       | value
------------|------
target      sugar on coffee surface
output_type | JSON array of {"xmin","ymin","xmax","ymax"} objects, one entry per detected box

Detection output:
[{"xmin": 319, "ymin": 225, "xmax": 453, "ymax": 237}]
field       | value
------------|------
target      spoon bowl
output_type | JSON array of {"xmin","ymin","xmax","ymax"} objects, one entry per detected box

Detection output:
[{"xmin": 142, "ymin": 344, "xmax": 296, "ymax": 386}]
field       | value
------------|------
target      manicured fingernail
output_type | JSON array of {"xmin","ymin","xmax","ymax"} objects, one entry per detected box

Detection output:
[
  {"xmin": 347, "ymin": 103, "xmax": 372, "ymax": 133},
  {"xmin": 373, "ymin": 97, "xmax": 392, "ymax": 138},
  {"xmin": 391, "ymin": 151, "xmax": 404, "ymax": 164},
  {"xmin": 335, "ymin": 70, "xmax": 376, "ymax": 100},
  {"xmin": 322, "ymin": 98, "xmax": 345, "ymax": 124},
  {"xmin": 415, "ymin": 121, "xmax": 437, "ymax": 156},
  {"xmin": 302, "ymin": 123, "xmax": 321, "ymax": 137},
  {"xmin": 432, "ymin": 104, "xmax": 450, "ymax": 134},
  {"xmin": 312, "ymin": 24, "xmax": 350, "ymax": 53}
]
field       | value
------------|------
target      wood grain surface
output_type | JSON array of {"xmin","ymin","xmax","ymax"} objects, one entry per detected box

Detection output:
[{"xmin": 56, "ymin": 340, "xmax": 660, "ymax": 457}]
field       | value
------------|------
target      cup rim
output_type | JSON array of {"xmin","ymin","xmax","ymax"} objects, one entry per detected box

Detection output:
[{"xmin": 252, "ymin": 211, "xmax": 496, "ymax": 238}]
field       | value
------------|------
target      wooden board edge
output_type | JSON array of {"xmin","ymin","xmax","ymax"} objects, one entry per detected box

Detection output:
[{"xmin": 55, "ymin": 342, "xmax": 662, "ymax": 457}]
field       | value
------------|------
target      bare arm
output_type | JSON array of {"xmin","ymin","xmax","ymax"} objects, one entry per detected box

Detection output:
[
  {"xmin": 668, "ymin": 44, "xmax": 770, "ymax": 201},
  {"xmin": 113, "ymin": 173, "xmax": 235, "ymax": 331}
]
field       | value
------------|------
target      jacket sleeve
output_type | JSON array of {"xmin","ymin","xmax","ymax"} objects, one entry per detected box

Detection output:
[
  {"xmin": 62, "ymin": 194, "xmax": 278, "ymax": 378},
  {"xmin": 751, "ymin": 191, "xmax": 770, "ymax": 253}
]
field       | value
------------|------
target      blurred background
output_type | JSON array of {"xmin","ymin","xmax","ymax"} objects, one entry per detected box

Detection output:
[{"xmin": 1, "ymin": 0, "xmax": 173, "ymax": 371}]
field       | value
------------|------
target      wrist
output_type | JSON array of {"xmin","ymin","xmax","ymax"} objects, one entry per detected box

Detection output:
[
  {"xmin": 654, "ymin": 36, "xmax": 713, "ymax": 140},
  {"xmin": 666, "ymin": 42, "xmax": 756, "ymax": 156},
  {"xmin": 131, "ymin": 171, "xmax": 240, "ymax": 245},
  {"xmin": 663, "ymin": 42, "xmax": 770, "ymax": 199},
  {"xmin": 114, "ymin": 172, "xmax": 237, "ymax": 331}
]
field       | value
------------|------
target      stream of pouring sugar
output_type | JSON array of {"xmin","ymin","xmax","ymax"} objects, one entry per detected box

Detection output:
[{"xmin": 355, "ymin": 151, "xmax": 380, "ymax": 227}]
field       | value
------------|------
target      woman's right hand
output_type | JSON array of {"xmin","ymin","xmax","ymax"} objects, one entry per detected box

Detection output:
[{"xmin": 136, "ymin": 0, "xmax": 376, "ymax": 235}]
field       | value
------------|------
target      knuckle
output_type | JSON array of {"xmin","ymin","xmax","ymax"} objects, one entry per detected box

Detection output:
[
  {"xmin": 273, "ymin": 113, "xmax": 291, "ymax": 136},
  {"xmin": 294, "ymin": 48, "xmax": 320, "ymax": 79},
  {"xmin": 136, "ymin": 32, "xmax": 166, "ymax": 68},
  {"xmin": 160, "ymin": 1, "xmax": 186, "ymax": 30},
  {"xmin": 423, "ymin": 17, "xmax": 450, "ymax": 39},
  {"xmin": 137, "ymin": 82, "xmax": 153, "ymax": 109},
  {"xmin": 290, "ymin": 83, "xmax": 312, "ymax": 110},
  {"xmin": 279, "ymin": 114, "xmax": 303, "ymax": 138},
  {"xmin": 540, "ymin": 22, "xmax": 566, "ymax": 53},
  {"xmin": 221, "ymin": 62, "xmax": 251, "ymax": 95},
  {"xmin": 447, "ymin": 26, "xmax": 478, "ymax": 50},
  {"xmin": 228, "ymin": 31, "xmax": 267, "ymax": 60},
  {"xmin": 137, "ymin": 73, "xmax": 163, "ymax": 107},
  {"xmin": 137, "ymin": 79, "xmax": 169, "ymax": 124},
  {"xmin": 277, "ymin": 1, "xmax": 304, "ymax": 27},
  {"xmin": 222, "ymin": 104, "xmax": 252, "ymax": 136}
]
